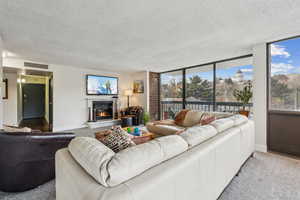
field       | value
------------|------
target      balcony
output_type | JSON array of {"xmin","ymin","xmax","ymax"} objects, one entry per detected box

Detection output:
[{"xmin": 160, "ymin": 101, "xmax": 253, "ymax": 119}]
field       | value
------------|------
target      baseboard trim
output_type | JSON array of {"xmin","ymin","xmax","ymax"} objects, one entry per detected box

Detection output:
[
  {"xmin": 255, "ymin": 144, "xmax": 267, "ymax": 152},
  {"xmin": 53, "ymin": 124, "xmax": 87, "ymax": 132}
]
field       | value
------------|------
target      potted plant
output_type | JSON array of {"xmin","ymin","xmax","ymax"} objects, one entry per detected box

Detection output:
[
  {"xmin": 143, "ymin": 111, "xmax": 150, "ymax": 125},
  {"xmin": 233, "ymin": 82, "xmax": 253, "ymax": 117}
]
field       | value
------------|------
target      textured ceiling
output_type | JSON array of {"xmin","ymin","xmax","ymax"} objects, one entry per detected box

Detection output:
[{"xmin": 1, "ymin": 0, "xmax": 300, "ymax": 72}]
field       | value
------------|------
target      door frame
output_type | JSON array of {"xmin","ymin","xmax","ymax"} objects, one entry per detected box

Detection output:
[{"xmin": 48, "ymin": 76, "xmax": 53, "ymax": 131}]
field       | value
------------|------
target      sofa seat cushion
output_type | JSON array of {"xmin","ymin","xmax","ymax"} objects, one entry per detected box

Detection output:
[
  {"xmin": 68, "ymin": 135, "xmax": 188, "ymax": 187},
  {"xmin": 210, "ymin": 118, "xmax": 235, "ymax": 133},
  {"xmin": 146, "ymin": 123, "xmax": 184, "ymax": 136},
  {"xmin": 180, "ymin": 125, "xmax": 218, "ymax": 147},
  {"xmin": 228, "ymin": 114, "xmax": 248, "ymax": 126}
]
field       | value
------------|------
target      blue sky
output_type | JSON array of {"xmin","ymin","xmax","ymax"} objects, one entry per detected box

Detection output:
[
  {"xmin": 161, "ymin": 37, "xmax": 300, "ymax": 83},
  {"xmin": 161, "ymin": 65, "xmax": 253, "ymax": 83},
  {"xmin": 271, "ymin": 37, "xmax": 300, "ymax": 75}
]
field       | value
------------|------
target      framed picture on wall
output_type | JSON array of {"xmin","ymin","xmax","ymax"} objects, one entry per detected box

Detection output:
[
  {"xmin": 133, "ymin": 80, "xmax": 144, "ymax": 93},
  {"xmin": 2, "ymin": 79, "xmax": 8, "ymax": 99}
]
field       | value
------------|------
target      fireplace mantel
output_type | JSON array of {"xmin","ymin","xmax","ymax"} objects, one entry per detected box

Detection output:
[{"xmin": 86, "ymin": 97, "xmax": 120, "ymax": 123}]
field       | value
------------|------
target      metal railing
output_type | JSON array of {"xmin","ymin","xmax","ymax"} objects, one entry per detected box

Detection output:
[{"xmin": 161, "ymin": 101, "xmax": 253, "ymax": 119}]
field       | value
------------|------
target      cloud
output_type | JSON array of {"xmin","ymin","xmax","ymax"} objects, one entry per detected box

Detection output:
[
  {"xmin": 271, "ymin": 44, "xmax": 290, "ymax": 58},
  {"xmin": 271, "ymin": 63, "xmax": 295, "ymax": 75},
  {"xmin": 240, "ymin": 68, "xmax": 253, "ymax": 73}
]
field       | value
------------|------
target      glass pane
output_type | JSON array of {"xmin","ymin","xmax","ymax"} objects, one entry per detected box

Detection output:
[
  {"xmin": 160, "ymin": 70, "xmax": 183, "ymax": 119},
  {"xmin": 270, "ymin": 38, "xmax": 300, "ymax": 111},
  {"xmin": 185, "ymin": 65, "xmax": 214, "ymax": 111},
  {"xmin": 216, "ymin": 57, "xmax": 253, "ymax": 113}
]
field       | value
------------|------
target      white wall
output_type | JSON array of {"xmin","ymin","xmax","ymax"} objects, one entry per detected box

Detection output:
[
  {"xmin": 3, "ymin": 58, "xmax": 148, "ymax": 131},
  {"xmin": 0, "ymin": 36, "xmax": 3, "ymax": 129},
  {"xmin": 2, "ymin": 72, "xmax": 18, "ymax": 126},
  {"xmin": 117, "ymin": 71, "xmax": 149, "ymax": 111},
  {"xmin": 253, "ymin": 43, "xmax": 268, "ymax": 152}
]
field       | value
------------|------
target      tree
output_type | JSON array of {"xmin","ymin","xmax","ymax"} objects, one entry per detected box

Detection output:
[
  {"xmin": 186, "ymin": 75, "xmax": 213, "ymax": 101},
  {"xmin": 270, "ymin": 76, "xmax": 293, "ymax": 108}
]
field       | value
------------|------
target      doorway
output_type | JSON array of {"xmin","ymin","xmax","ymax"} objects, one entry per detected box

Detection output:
[
  {"xmin": 2, "ymin": 67, "xmax": 53, "ymax": 132},
  {"xmin": 19, "ymin": 74, "xmax": 53, "ymax": 132},
  {"xmin": 22, "ymin": 83, "xmax": 45, "ymax": 119}
]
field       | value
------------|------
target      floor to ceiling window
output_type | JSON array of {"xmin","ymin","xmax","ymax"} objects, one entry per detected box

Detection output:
[
  {"xmin": 216, "ymin": 57, "xmax": 253, "ymax": 112},
  {"xmin": 185, "ymin": 65, "xmax": 214, "ymax": 111},
  {"xmin": 269, "ymin": 38, "xmax": 300, "ymax": 111},
  {"xmin": 160, "ymin": 70, "xmax": 183, "ymax": 119},
  {"xmin": 160, "ymin": 55, "xmax": 253, "ymax": 120},
  {"xmin": 268, "ymin": 36, "xmax": 300, "ymax": 157}
]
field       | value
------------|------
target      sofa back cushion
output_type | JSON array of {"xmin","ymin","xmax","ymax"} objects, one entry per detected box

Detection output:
[
  {"xmin": 68, "ymin": 137, "xmax": 115, "ymax": 187},
  {"xmin": 69, "ymin": 135, "xmax": 188, "ymax": 187},
  {"xmin": 180, "ymin": 125, "xmax": 218, "ymax": 147},
  {"xmin": 228, "ymin": 114, "xmax": 248, "ymax": 126},
  {"xmin": 210, "ymin": 118, "xmax": 235, "ymax": 132}
]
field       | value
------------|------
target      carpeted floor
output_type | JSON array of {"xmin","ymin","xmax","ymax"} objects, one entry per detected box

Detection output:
[{"xmin": 1, "ymin": 152, "xmax": 300, "ymax": 200}]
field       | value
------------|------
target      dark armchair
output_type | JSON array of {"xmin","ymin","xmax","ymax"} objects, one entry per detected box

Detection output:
[
  {"xmin": 121, "ymin": 106, "xmax": 144, "ymax": 125},
  {"xmin": 0, "ymin": 131, "xmax": 75, "ymax": 192}
]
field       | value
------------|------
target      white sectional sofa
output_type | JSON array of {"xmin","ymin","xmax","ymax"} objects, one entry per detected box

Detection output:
[{"xmin": 56, "ymin": 115, "xmax": 254, "ymax": 200}]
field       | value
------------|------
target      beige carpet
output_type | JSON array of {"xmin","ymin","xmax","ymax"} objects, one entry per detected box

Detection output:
[{"xmin": 1, "ymin": 152, "xmax": 300, "ymax": 200}]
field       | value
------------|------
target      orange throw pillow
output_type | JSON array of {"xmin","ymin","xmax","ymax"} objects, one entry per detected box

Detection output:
[{"xmin": 174, "ymin": 109, "xmax": 190, "ymax": 126}]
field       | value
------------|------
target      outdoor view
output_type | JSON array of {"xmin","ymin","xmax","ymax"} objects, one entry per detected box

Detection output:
[
  {"xmin": 160, "ymin": 58, "xmax": 253, "ymax": 119},
  {"xmin": 270, "ymin": 37, "xmax": 300, "ymax": 111},
  {"xmin": 216, "ymin": 63, "xmax": 253, "ymax": 102}
]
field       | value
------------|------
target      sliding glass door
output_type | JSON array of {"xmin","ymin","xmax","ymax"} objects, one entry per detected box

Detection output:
[
  {"xmin": 160, "ymin": 55, "xmax": 253, "ymax": 120},
  {"xmin": 268, "ymin": 37, "xmax": 300, "ymax": 157}
]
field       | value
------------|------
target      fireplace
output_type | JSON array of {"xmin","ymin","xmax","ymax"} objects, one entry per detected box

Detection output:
[{"xmin": 92, "ymin": 101, "xmax": 113, "ymax": 121}]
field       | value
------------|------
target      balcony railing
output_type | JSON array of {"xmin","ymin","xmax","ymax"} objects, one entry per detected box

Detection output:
[{"xmin": 160, "ymin": 101, "xmax": 253, "ymax": 119}]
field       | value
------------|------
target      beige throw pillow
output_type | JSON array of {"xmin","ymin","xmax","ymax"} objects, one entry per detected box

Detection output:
[
  {"xmin": 3, "ymin": 125, "xmax": 32, "ymax": 133},
  {"xmin": 175, "ymin": 110, "xmax": 204, "ymax": 127}
]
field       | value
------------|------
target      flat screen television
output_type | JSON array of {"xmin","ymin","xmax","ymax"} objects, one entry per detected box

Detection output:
[{"xmin": 86, "ymin": 75, "xmax": 118, "ymax": 95}]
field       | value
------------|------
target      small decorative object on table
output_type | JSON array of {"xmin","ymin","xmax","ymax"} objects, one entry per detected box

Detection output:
[{"xmin": 131, "ymin": 131, "xmax": 156, "ymax": 145}]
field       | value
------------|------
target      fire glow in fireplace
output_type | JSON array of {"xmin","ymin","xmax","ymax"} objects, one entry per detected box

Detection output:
[{"xmin": 92, "ymin": 101, "xmax": 113, "ymax": 121}]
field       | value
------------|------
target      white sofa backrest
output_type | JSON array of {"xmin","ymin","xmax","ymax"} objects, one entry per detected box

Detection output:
[
  {"xmin": 68, "ymin": 135, "xmax": 188, "ymax": 187},
  {"xmin": 228, "ymin": 114, "xmax": 248, "ymax": 126},
  {"xmin": 210, "ymin": 118, "xmax": 235, "ymax": 132},
  {"xmin": 68, "ymin": 137, "xmax": 115, "ymax": 187},
  {"xmin": 180, "ymin": 125, "xmax": 218, "ymax": 147}
]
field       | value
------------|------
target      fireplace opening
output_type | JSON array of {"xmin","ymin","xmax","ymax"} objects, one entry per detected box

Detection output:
[{"xmin": 93, "ymin": 101, "xmax": 113, "ymax": 121}]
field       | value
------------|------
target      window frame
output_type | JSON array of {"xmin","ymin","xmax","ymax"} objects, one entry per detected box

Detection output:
[
  {"xmin": 159, "ymin": 54, "xmax": 253, "ymax": 119},
  {"xmin": 267, "ymin": 35, "xmax": 300, "ymax": 114}
]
